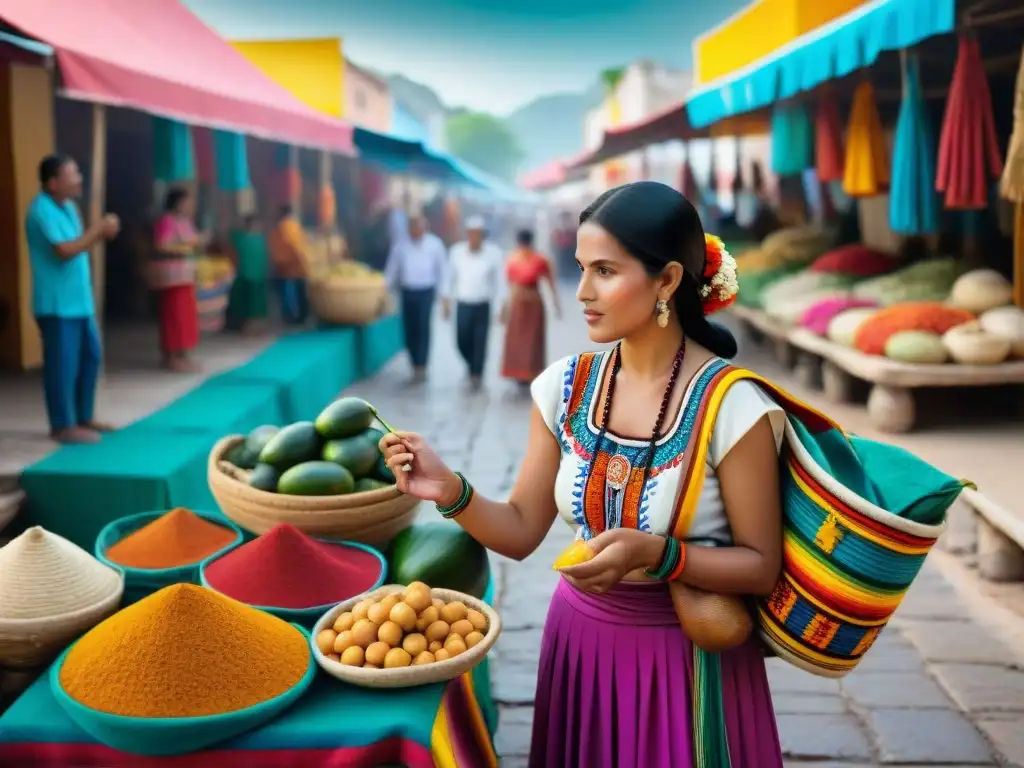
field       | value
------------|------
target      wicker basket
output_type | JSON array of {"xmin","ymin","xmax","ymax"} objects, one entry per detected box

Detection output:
[
  {"xmin": 311, "ymin": 585, "xmax": 502, "ymax": 689},
  {"xmin": 307, "ymin": 278, "xmax": 388, "ymax": 325},
  {"xmin": 209, "ymin": 436, "xmax": 420, "ymax": 546},
  {"xmin": 0, "ymin": 583, "xmax": 124, "ymax": 668}
]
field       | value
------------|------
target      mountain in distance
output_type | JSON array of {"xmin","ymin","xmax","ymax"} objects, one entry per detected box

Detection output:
[{"xmin": 381, "ymin": 70, "xmax": 603, "ymax": 175}]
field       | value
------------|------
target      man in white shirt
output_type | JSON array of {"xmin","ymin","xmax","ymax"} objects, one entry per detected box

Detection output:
[
  {"xmin": 441, "ymin": 216, "xmax": 505, "ymax": 390},
  {"xmin": 384, "ymin": 215, "xmax": 447, "ymax": 384}
]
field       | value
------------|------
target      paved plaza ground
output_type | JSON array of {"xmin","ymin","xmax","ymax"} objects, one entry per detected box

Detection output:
[{"xmin": 2, "ymin": 285, "xmax": 1024, "ymax": 765}]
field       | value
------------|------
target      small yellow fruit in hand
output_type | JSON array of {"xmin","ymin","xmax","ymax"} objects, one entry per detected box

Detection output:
[{"xmin": 553, "ymin": 540, "xmax": 595, "ymax": 571}]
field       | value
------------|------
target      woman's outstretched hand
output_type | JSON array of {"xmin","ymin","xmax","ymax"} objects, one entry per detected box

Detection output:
[
  {"xmin": 379, "ymin": 432, "xmax": 460, "ymax": 505},
  {"xmin": 559, "ymin": 528, "xmax": 665, "ymax": 594}
]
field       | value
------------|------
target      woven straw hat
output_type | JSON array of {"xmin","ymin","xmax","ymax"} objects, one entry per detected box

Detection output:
[{"xmin": 0, "ymin": 526, "xmax": 123, "ymax": 620}]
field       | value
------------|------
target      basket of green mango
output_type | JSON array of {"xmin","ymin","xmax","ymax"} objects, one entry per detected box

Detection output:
[{"xmin": 209, "ymin": 397, "xmax": 421, "ymax": 547}]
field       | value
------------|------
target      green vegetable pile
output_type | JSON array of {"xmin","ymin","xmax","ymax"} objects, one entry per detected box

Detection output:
[{"xmin": 224, "ymin": 397, "xmax": 398, "ymax": 496}]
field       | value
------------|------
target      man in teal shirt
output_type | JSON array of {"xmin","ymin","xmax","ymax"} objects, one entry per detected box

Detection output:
[{"xmin": 26, "ymin": 154, "xmax": 119, "ymax": 444}]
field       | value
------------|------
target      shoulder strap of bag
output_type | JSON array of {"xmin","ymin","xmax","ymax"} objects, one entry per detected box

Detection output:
[{"xmin": 669, "ymin": 363, "xmax": 841, "ymax": 539}]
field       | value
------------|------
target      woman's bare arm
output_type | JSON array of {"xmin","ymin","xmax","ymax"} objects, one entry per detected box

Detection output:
[
  {"xmin": 674, "ymin": 415, "xmax": 783, "ymax": 596},
  {"xmin": 436, "ymin": 405, "xmax": 561, "ymax": 561}
]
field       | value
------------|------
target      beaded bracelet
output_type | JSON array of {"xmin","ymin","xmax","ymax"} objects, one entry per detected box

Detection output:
[
  {"xmin": 436, "ymin": 472, "xmax": 473, "ymax": 519},
  {"xmin": 645, "ymin": 536, "xmax": 687, "ymax": 581}
]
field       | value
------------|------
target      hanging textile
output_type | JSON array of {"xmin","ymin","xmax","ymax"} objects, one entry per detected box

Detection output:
[
  {"xmin": 936, "ymin": 35, "xmax": 1003, "ymax": 210},
  {"xmin": 1000, "ymin": 45, "xmax": 1024, "ymax": 203},
  {"xmin": 679, "ymin": 158, "xmax": 701, "ymax": 203},
  {"xmin": 890, "ymin": 52, "xmax": 939, "ymax": 235},
  {"xmin": 771, "ymin": 103, "xmax": 814, "ymax": 176},
  {"xmin": 843, "ymin": 82, "xmax": 890, "ymax": 198},
  {"xmin": 152, "ymin": 118, "xmax": 195, "ymax": 183},
  {"xmin": 274, "ymin": 142, "xmax": 293, "ymax": 171},
  {"xmin": 214, "ymin": 130, "xmax": 251, "ymax": 192},
  {"xmin": 815, "ymin": 89, "xmax": 844, "ymax": 183},
  {"xmin": 192, "ymin": 127, "xmax": 215, "ymax": 186},
  {"xmin": 275, "ymin": 167, "xmax": 302, "ymax": 206},
  {"xmin": 318, "ymin": 185, "xmax": 337, "ymax": 227}
]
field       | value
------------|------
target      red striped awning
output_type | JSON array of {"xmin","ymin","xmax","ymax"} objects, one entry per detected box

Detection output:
[{"xmin": 0, "ymin": 0, "xmax": 354, "ymax": 155}]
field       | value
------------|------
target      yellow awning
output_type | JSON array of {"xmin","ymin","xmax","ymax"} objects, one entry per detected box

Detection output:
[
  {"xmin": 693, "ymin": 0, "xmax": 870, "ymax": 85},
  {"xmin": 232, "ymin": 38, "xmax": 344, "ymax": 119}
]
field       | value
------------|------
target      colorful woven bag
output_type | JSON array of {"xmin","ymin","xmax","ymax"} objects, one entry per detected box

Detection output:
[{"xmin": 680, "ymin": 361, "xmax": 971, "ymax": 679}]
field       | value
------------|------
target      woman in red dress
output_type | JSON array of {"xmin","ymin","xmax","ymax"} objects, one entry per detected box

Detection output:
[
  {"xmin": 152, "ymin": 188, "xmax": 203, "ymax": 372},
  {"xmin": 501, "ymin": 229, "xmax": 561, "ymax": 385}
]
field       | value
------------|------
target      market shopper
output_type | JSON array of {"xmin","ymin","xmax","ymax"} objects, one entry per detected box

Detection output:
[
  {"xmin": 26, "ymin": 154, "xmax": 120, "ymax": 444},
  {"xmin": 152, "ymin": 188, "xmax": 206, "ymax": 372},
  {"xmin": 381, "ymin": 182, "xmax": 785, "ymax": 767},
  {"xmin": 500, "ymin": 228, "xmax": 560, "ymax": 387},
  {"xmin": 225, "ymin": 214, "xmax": 270, "ymax": 334},
  {"xmin": 441, "ymin": 216, "xmax": 505, "ymax": 390},
  {"xmin": 384, "ymin": 215, "xmax": 447, "ymax": 384},
  {"xmin": 268, "ymin": 205, "xmax": 311, "ymax": 326}
]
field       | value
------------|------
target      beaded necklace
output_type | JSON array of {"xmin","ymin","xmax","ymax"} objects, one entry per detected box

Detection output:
[{"xmin": 586, "ymin": 338, "xmax": 686, "ymax": 533}]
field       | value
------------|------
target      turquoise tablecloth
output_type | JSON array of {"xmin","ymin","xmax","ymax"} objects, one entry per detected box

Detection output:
[
  {"xmin": 218, "ymin": 328, "xmax": 358, "ymax": 422},
  {"xmin": 356, "ymin": 314, "xmax": 404, "ymax": 379},
  {"xmin": 20, "ymin": 428, "xmax": 218, "ymax": 549},
  {"xmin": 132, "ymin": 380, "xmax": 284, "ymax": 435}
]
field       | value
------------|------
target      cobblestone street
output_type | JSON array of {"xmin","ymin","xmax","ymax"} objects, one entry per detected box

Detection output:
[{"xmin": 341, "ymin": 285, "xmax": 1024, "ymax": 768}]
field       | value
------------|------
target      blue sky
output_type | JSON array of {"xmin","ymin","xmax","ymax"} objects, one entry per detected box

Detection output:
[{"xmin": 186, "ymin": 0, "xmax": 748, "ymax": 114}]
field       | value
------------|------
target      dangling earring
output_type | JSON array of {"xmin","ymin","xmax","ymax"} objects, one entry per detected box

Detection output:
[{"xmin": 656, "ymin": 299, "xmax": 670, "ymax": 328}]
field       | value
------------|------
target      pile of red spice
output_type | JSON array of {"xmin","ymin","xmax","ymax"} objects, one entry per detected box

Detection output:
[
  {"xmin": 203, "ymin": 523, "xmax": 382, "ymax": 609},
  {"xmin": 105, "ymin": 508, "xmax": 237, "ymax": 569}
]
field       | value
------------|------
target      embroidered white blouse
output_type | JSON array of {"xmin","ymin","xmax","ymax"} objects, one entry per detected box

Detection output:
[{"xmin": 531, "ymin": 352, "xmax": 786, "ymax": 543}]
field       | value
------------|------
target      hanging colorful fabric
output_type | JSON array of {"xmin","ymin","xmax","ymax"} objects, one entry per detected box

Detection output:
[
  {"xmin": 890, "ymin": 52, "xmax": 939, "ymax": 235},
  {"xmin": 318, "ymin": 185, "xmax": 336, "ymax": 227},
  {"xmin": 815, "ymin": 90, "xmax": 844, "ymax": 183},
  {"xmin": 691, "ymin": 647, "xmax": 732, "ymax": 768},
  {"xmin": 273, "ymin": 142, "xmax": 293, "ymax": 171},
  {"xmin": 192, "ymin": 127, "xmax": 215, "ymax": 186},
  {"xmin": 152, "ymin": 118, "xmax": 195, "ymax": 183},
  {"xmin": 999, "ymin": 45, "xmax": 1024, "ymax": 203},
  {"xmin": 214, "ymin": 130, "xmax": 251, "ymax": 192},
  {"xmin": 843, "ymin": 82, "xmax": 890, "ymax": 198},
  {"xmin": 771, "ymin": 103, "xmax": 814, "ymax": 176},
  {"xmin": 937, "ymin": 35, "xmax": 1003, "ymax": 210}
]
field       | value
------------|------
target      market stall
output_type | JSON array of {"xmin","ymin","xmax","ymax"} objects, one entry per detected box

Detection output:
[
  {"xmin": 685, "ymin": 0, "xmax": 1024, "ymax": 432},
  {"xmin": 1, "ymin": 396, "xmax": 499, "ymax": 764}
]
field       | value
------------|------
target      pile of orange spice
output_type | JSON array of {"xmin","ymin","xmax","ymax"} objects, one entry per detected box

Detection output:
[{"xmin": 104, "ymin": 508, "xmax": 236, "ymax": 569}]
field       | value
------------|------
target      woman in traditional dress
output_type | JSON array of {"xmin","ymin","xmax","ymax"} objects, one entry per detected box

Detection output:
[
  {"xmin": 153, "ymin": 187, "xmax": 204, "ymax": 372},
  {"xmin": 225, "ymin": 214, "xmax": 270, "ymax": 334},
  {"xmin": 381, "ymin": 181, "xmax": 784, "ymax": 767},
  {"xmin": 500, "ymin": 229, "xmax": 560, "ymax": 386}
]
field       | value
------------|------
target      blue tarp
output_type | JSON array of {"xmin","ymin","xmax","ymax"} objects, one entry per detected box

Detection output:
[{"xmin": 685, "ymin": 0, "xmax": 957, "ymax": 129}]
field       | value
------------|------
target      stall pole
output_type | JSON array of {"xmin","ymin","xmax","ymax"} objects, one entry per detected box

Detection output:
[
  {"xmin": 88, "ymin": 104, "xmax": 108, "ymax": 339},
  {"xmin": 288, "ymin": 145, "xmax": 300, "ymax": 214}
]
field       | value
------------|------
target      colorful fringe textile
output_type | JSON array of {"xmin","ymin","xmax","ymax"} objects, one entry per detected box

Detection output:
[
  {"xmin": 843, "ymin": 82, "xmax": 890, "ymax": 198},
  {"xmin": 815, "ymin": 90, "xmax": 845, "ymax": 183},
  {"xmin": 937, "ymin": 35, "xmax": 1003, "ymax": 210},
  {"xmin": 771, "ymin": 103, "xmax": 814, "ymax": 176},
  {"xmin": 890, "ymin": 52, "xmax": 939, "ymax": 235},
  {"xmin": 1000, "ymin": 45, "xmax": 1024, "ymax": 203},
  {"xmin": 152, "ymin": 118, "xmax": 195, "ymax": 183},
  {"xmin": 678, "ymin": 361, "xmax": 968, "ymax": 678}
]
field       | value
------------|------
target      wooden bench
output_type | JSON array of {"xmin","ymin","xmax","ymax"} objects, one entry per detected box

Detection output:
[{"xmin": 961, "ymin": 488, "xmax": 1024, "ymax": 582}]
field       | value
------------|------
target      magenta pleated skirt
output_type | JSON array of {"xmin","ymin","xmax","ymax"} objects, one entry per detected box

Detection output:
[{"xmin": 529, "ymin": 578, "xmax": 784, "ymax": 768}]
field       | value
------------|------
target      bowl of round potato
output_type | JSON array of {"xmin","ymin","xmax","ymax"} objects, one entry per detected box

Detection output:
[{"xmin": 311, "ymin": 582, "xmax": 502, "ymax": 688}]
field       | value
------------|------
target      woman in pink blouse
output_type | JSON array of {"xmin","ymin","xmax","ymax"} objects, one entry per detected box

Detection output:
[{"xmin": 152, "ymin": 188, "xmax": 203, "ymax": 372}]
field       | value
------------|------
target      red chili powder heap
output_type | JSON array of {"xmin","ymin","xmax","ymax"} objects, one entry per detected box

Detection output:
[
  {"xmin": 203, "ymin": 523, "xmax": 382, "ymax": 609},
  {"xmin": 105, "ymin": 508, "xmax": 237, "ymax": 569}
]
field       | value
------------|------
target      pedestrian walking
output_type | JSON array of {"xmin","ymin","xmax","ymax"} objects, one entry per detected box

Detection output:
[
  {"xmin": 384, "ymin": 215, "xmax": 446, "ymax": 384},
  {"xmin": 442, "ymin": 216, "xmax": 505, "ymax": 390},
  {"xmin": 225, "ymin": 214, "xmax": 270, "ymax": 335},
  {"xmin": 26, "ymin": 154, "xmax": 119, "ymax": 444},
  {"xmin": 268, "ymin": 205, "xmax": 310, "ymax": 326},
  {"xmin": 500, "ymin": 229, "xmax": 560, "ymax": 386}
]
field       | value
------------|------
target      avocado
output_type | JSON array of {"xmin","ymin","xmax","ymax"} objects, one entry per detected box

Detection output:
[
  {"xmin": 225, "ymin": 441, "xmax": 253, "ymax": 469},
  {"xmin": 248, "ymin": 463, "xmax": 281, "ymax": 492},
  {"xmin": 322, "ymin": 432, "xmax": 379, "ymax": 477},
  {"xmin": 389, "ymin": 521, "xmax": 491, "ymax": 598},
  {"xmin": 229, "ymin": 424, "xmax": 281, "ymax": 469},
  {"xmin": 315, "ymin": 397, "xmax": 375, "ymax": 440},
  {"xmin": 258, "ymin": 421, "xmax": 321, "ymax": 470},
  {"xmin": 354, "ymin": 477, "xmax": 391, "ymax": 493},
  {"xmin": 278, "ymin": 461, "xmax": 355, "ymax": 496},
  {"xmin": 245, "ymin": 425, "xmax": 280, "ymax": 453},
  {"xmin": 374, "ymin": 452, "xmax": 396, "ymax": 483}
]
